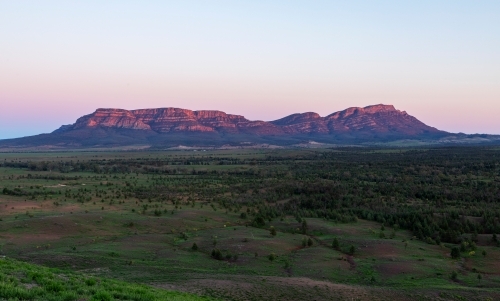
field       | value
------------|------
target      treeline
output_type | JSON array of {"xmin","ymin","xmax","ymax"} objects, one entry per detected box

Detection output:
[{"xmin": 1, "ymin": 156, "xmax": 271, "ymax": 174}]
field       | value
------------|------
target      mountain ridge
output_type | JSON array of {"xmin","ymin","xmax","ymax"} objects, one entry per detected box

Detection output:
[
  {"xmin": 3, "ymin": 104, "xmax": 498, "ymax": 150},
  {"xmin": 54, "ymin": 104, "xmax": 440, "ymax": 136}
]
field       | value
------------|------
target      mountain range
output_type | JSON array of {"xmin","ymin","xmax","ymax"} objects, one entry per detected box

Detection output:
[{"xmin": 0, "ymin": 104, "xmax": 497, "ymax": 150}]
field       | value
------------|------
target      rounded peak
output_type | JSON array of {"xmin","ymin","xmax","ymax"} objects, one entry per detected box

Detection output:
[
  {"xmin": 326, "ymin": 104, "xmax": 399, "ymax": 119},
  {"xmin": 300, "ymin": 112, "xmax": 321, "ymax": 118},
  {"xmin": 270, "ymin": 112, "xmax": 321, "ymax": 126}
]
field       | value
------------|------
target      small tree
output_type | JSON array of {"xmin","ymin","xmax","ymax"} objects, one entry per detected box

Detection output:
[
  {"xmin": 191, "ymin": 243, "xmax": 198, "ymax": 251},
  {"xmin": 451, "ymin": 247, "xmax": 460, "ymax": 259},
  {"xmin": 492, "ymin": 233, "xmax": 498, "ymax": 243},
  {"xmin": 460, "ymin": 241, "xmax": 468, "ymax": 252},
  {"xmin": 301, "ymin": 219, "xmax": 308, "ymax": 234},
  {"xmin": 348, "ymin": 245, "xmax": 355, "ymax": 255},
  {"xmin": 270, "ymin": 226, "xmax": 277, "ymax": 237},
  {"xmin": 477, "ymin": 273, "xmax": 482, "ymax": 282},
  {"xmin": 253, "ymin": 216, "xmax": 266, "ymax": 227},
  {"xmin": 451, "ymin": 271, "xmax": 458, "ymax": 281},
  {"xmin": 470, "ymin": 241, "xmax": 477, "ymax": 251},
  {"xmin": 211, "ymin": 248, "xmax": 222, "ymax": 260},
  {"xmin": 307, "ymin": 237, "xmax": 313, "ymax": 247},
  {"xmin": 332, "ymin": 238, "xmax": 339, "ymax": 250},
  {"xmin": 482, "ymin": 250, "xmax": 487, "ymax": 257},
  {"xmin": 268, "ymin": 253, "xmax": 276, "ymax": 262}
]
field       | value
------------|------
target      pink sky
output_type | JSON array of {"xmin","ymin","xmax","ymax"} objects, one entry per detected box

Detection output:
[{"xmin": 0, "ymin": 1, "xmax": 499, "ymax": 138}]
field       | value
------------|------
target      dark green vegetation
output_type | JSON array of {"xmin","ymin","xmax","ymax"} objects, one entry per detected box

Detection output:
[{"xmin": 1, "ymin": 147, "xmax": 500, "ymax": 300}]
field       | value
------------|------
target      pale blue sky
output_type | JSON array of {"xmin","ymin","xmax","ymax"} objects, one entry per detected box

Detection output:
[{"xmin": 1, "ymin": 1, "xmax": 499, "ymax": 138}]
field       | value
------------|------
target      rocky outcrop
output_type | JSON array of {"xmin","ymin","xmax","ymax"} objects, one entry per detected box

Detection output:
[
  {"xmin": 73, "ymin": 109, "xmax": 151, "ymax": 130},
  {"xmin": 66, "ymin": 108, "xmax": 283, "ymax": 135},
  {"xmin": 271, "ymin": 104, "xmax": 439, "ymax": 135},
  {"xmin": 324, "ymin": 104, "xmax": 436, "ymax": 135},
  {"xmin": 59, "ymin": 104, "xmax": 440, "ymax": 137}
]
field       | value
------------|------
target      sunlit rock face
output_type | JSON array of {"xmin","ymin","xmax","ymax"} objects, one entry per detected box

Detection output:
[
  {"xmin": 273, "ymin": 104, "xmax": 439, "ymax": 135},
  {"xmin": 0, "ymin": 104, "xmax": 450, "ymax": 150},
  {"xmin": 66, "ymin": 104, "xmax": 440, "ymax": 136}
]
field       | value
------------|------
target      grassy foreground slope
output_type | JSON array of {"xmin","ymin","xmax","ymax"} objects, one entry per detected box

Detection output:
[{"xmin": 0, "ymin": 257, "xmax": 215, "ymax": 301}]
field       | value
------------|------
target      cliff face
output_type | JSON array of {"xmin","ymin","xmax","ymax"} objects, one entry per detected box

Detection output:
[
  {"xmin": 72, "ymin": 109, "xmax": 151, "ymax": 131},
  {"xmin": 67, "ymin": 108, "xmax": 283, "ymax": 135},
  {"xmin": 4, "ymin": 104, "xmax": 500, "ymax": 149},
  {"xmin": 60, "ymin": 104, "xmax": 440, "ymax": 137},
  {"xmin": 0, "ymin": 104, "xmax": 465, "ymax": 149}
]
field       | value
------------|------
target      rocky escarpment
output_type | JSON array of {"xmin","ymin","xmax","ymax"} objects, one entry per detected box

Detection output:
[
  {"xmin": 72, "ymin": 109, "xmax": 151, "ymax": 130},
  {"xmin": 0, "ymin": 104, "xmax": 455, "ymax": 150},
  {"xmin": 55, "ymin": 104, "xmax": 441, "ymax": 137},
  {"xmin": 59, "ymin": 108, "xmax": 282, "ymax": 135}
]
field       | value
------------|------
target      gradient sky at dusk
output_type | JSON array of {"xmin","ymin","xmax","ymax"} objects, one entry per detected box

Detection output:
[{"xmin": 1, "ymin": 1, "xmax": 499, "ymax": 139}]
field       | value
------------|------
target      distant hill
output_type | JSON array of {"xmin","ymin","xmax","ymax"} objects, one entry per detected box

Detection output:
[{"xmin": 0, "ymin": 104, "xmax": 498, "ymax": 150}]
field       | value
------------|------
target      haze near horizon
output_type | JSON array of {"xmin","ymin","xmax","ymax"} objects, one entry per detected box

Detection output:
[{"xmin": 1, "ymin": 1, "xmax": 499, "ymax": 139}]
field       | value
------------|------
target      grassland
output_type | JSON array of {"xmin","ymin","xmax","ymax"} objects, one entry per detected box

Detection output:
[
  {"xmin": 0, "ymin": 257, "xmax": 216, "ymax": 301},
  {"xmin": 1, "ymin": 148, "xmax": 500, "ymax": 300}
]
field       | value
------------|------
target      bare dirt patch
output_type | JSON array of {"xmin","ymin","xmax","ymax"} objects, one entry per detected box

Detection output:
[
  {"xmin": 376, "ymin": 261, "xmax": 416, "ymax": 277},
  {"xmin": 361, "ymin": 241, "xmax": 401, "ymax": 258},
  {"xmin": 0, "ymin": 201, "xmax": 42, "ymax": 214}
]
